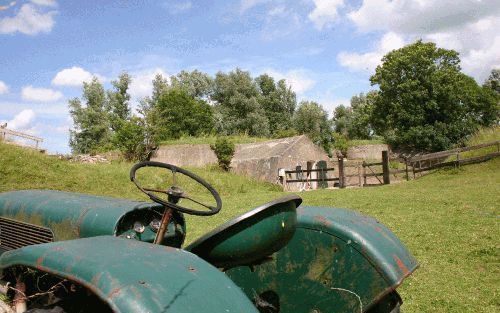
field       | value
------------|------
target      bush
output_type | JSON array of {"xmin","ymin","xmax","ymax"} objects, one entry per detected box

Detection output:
[
  {"xmin": 332, "ymin": 133, "xmax": 348, "ymax": 157},
  {"xmin": 210, "ymin": 137, "xmax": 235, "ymax": 171}
]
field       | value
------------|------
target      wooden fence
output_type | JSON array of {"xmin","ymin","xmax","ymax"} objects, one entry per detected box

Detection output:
[
  {"xmin": 280, "ymin": 141, "xmax": 499, "ymax": 190},
  {"xmin": 405, "ymin": 140, "xmax": 500, "ymax": 178},
  {"xmin": 0, "ymin": 127, "xmax": 43, "ymax": 149}
]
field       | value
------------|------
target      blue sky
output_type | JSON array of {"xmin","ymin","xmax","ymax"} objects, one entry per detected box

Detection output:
[{"xmin": 1, "ymin": 0, "xmax": 499, "ymax": 153}]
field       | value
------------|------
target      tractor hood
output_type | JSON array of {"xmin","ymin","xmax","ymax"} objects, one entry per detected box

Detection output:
[
  {"xmin": 0, "ymin": 236, "xmax": 259, "ymax": 313},
  {"xmin": 0, "ymin": 190, "xmax": 162, "ymax": 241}
]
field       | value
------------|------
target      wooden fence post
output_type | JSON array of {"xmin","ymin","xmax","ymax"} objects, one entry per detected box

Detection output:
[
  {"xmin": 405, "ymin": 157, "xmax": 409, "ymax": 181},
  {"xmin": 382, "ymin": 150, "xmax": 390, "ymax": 185},
  {"xmin": 338, "ymin": 156, "xmax": 345, "ymax": 188},
  {"xmin": 358, "ymin": 164, "xmax": 363, "ymax": 187}
]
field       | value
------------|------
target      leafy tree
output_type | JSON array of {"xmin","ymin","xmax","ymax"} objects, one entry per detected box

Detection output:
[
  {"xmin": 332, "ymin": 104, "xmax": 352, "ymax": 136},
  {"xmin": 293, "ymin": 101, "xmax": 332, "ymax": 153},
  {"xmin": 69, "ymin": 77, "xmax": 111, "ymax": 154},
  {"xmin": 210, "ymin": 137, "xmax": 235, "ymax": 171},
  {"xmin": 170, "ymin": 70, "xmax": 214, "ymax": 100},
  {"xmin": 155, "ymin": 88, "xmax": 214, "ymax": 140},
  {"xmin": 349, "ymin": 91, "xmax": 376, "ymax": 139},
  {"xmin": 107, "ymin": 72, "xmax": 131, "ymax": 131},
  {"xmin": 112, "ymin": 116, "xmax": 148, "ymax": 161},
  {"xmin": 213, "ymin": 68, "xmax": 270, "ymax": 136},
  {"xmin": 256, "ymin": 74, "xmax": 296, "ymax": 135},
  {"xmin": 138, "ymin": 74, "xmax": 169, "ymax": 149},
  {"xmin": 483, "ymin": 69, "xmax": 500, "ymax": 94},
  {"xmin": 370, "ymin": 40, "xmax": 498, "ymax": 152}
]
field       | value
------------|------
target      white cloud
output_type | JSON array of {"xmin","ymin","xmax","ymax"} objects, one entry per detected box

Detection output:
[
  {"xmin": 0, "ymin": 81, "xmax": 9, "ymax": 94},
  {"xmin": 0, "ymin": 3, "xmax": 56, "ymax": 35},
  {"xmin": 8, "ymin": 109, "xmax": 36, "ymax": 131},
  {"xmin": 265, "ymin": 69, "xmax": 316, "ymax": 95},
  {"xmin": 340, "ymin": 0, "xmax": 500, "ymax": 80},
  {"xmin": 51, "ymin": 66, "xmax": 103, "ymax": 86},
  {"xmin": 349, "ymin": 0, "xmax": 499, "ymax": 34},
  {"xmin": 31, "ymin": 0, "xmax": 57, "ymax": 7},
  {"xmin": 337, "ymin": 32, "xmax": 406, "ymax": 72},
  {"xmin": 129, "ymin": 68, "xmax": 168, "ymax": 99},
  {"xmin": 308, "ymin": 0, "xmax": 344, "ymax": 30},
  {"xmin": 21, "ymin": 85, "xmax": 63, "ymax": 102}
]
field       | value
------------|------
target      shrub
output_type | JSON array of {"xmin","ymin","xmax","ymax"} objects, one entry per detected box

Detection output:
[
  {"xmin": 211, "ymin": 137, "xmax": 235, "ymax": 171},
  {"xmin": 332, "ymin": 132, "xmax": 348, "ymax": 157}
]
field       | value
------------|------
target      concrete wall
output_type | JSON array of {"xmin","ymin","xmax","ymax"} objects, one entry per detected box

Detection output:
[
  {"xmin": 231, "ymin": 136, "xmax": 334, "ymax": 187},
  {"xmin": 151, "ymin": 144, "xmax": 217, "ymax": 167},
  {"xmin": 346, "ymin": 144, "xmax": 389, "ymax": 160}
]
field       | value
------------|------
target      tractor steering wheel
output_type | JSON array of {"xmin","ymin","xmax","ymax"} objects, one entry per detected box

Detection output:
[{"xmin": 130, "ymin": 161, "xmax": 222, "ymax": 216}]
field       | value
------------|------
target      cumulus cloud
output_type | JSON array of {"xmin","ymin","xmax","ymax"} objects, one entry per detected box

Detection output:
[
  {"xmin": 8, "ymin": 109, "xmax": 36, "ymax": 131},
  {"xmin": 337, "ymin": 32, "xmax": 406, "ymax": 72},
  {"xmin": 21, "ymin": 86, "xmax": 63, "ymax": 102},
  {"xmin": 338, "ymin": 0, "xmax": 500, "ymax": 80},
  {"xmin": 349, "ymin": 0, "xmax": 499, "ymax": 34},
  {"xmin": 129, "ymin": 68, "xmax": 168, "ymax": 99},
  {"xmin": 0, "ymin": 3, "xmax": 56, "ymax": 35},
  {"xmin": 308, "ymin": 0, "xmax": 344, "ymax": 30},
  {"xmin": 0, "ymin": 81, "xmax": 9, "ymax": 94},
  {"xmin": 51, "ymin": 66, "xmax": 103, "ymax": 86},
  {"xmin": 265, "ymin": 68, "xmax": 316, "ymax": 95}
]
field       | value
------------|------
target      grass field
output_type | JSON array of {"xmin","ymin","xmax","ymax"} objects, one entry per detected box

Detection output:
[{"xmin": 0, "ymin": 139, "xmax": 498, "ymax": 313}]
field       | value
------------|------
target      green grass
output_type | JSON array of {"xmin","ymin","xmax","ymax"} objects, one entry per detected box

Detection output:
[
  {"xmin": 160, "ymin": 134, "xmax": 271, "ymax": 146},
  {"xmin": 1, "ymin": 141, "xmax": 499, "ymax": 312}
]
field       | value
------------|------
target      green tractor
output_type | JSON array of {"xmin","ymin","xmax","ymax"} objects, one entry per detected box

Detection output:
[{"xmin": 0, "ymin": 161, "xmax": 417, "ymax": 313}]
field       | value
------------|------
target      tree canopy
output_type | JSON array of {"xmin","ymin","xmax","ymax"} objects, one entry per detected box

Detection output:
[{"xmin": 370, "ymin": 40, "xmax": 498, "ymax": 152}]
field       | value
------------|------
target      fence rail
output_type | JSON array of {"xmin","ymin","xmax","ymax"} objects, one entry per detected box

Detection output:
[
  {"xmin": 0, "ymin": 128, "xmax": 43, "ymax": 149},
  {"xmin": 408, "ymin": 140, "xmax": 500, "ymax": 175}
]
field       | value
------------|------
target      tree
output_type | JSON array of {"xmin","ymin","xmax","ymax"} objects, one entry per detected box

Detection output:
[
  {"xmin": 349, "ymin": 91, "xmax": 376, "ymax": 139},
  {"xmin": 155, "ymin": 88, "xmax": 214, "ymax": 140},
  {"xmin": 293, "ymin": 101, "xmax": 332, "ymax": 153},
  {"xmin": 107, "ymin": 72, "xmax": 131, "ymax": 132},
  {"xmin": 112, "ymin": 116, "xmax": 149, "ymax": 161},
  {"xmin": 256, "ymin": 74, "xmax": 296, "ymax": 135},
  {"xmin": 170, "ymin": 70, "xmax": 214, "ymax": 100},
  {"xmin": 138, "ymin": 74, "xmax": 169, "ymax": 149},
  {"xmin": 370, "ymin": 40, "xmax": 498, "ymax": 152},
  {"xmin": 212, "ymin": 68, "xmax": 270, "ymax": 136},
  {"xmin": 483, "ymin": 69, "xmax": 500, "ymax": 94},
  {"xmin": 69, "ymin": 77, "xmax": 111, "ymax": 154},
  {"xmin": 332, "ymin": 104, "xmax": 352, "ymax": 136}
]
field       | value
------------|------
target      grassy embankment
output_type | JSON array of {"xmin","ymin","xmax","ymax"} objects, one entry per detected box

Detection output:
[{"xmin": 0, "ymin": 127, "xmax": 498, "ymax": 313}]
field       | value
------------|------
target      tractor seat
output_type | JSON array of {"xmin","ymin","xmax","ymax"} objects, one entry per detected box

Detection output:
[{"xmin": 185, "ymin": 195, "xmax": 301, "ymax": 269}]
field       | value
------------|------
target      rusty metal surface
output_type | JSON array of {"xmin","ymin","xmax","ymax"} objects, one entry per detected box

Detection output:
[
  {"xmin": 226, "ymin": 206, "xmax": 417, "ymax": 312},
  {"xmin": 0, "ymin": 236, "xmax": 259, "ymax": 313}
]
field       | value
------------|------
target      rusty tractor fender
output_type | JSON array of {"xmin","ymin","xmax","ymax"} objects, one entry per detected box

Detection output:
[
  {"xmin": 0, "ymin": 236, "xmax": 259, "ymax": 313},
  {"xmin": 226, "ymin": 206, "xmax": 418, "ymax": 313}
]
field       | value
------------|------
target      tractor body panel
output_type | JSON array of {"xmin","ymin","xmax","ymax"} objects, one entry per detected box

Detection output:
[
  {"xmin": 0, "ymin": 190, "xmax": 185, "ymax": 248},
  {"xmin": 226, "ymin": 206, "xmax": 417, "ymax": 312},
  {"xmin": 0, "ymin": 236, "xmax": 259, "ymax": 313}
]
